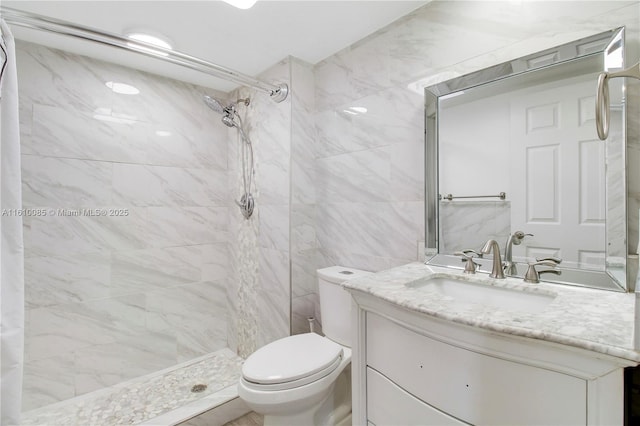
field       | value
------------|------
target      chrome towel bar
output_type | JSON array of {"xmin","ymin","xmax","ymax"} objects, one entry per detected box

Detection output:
[
  {"xmin": 596, "ymin": 62, "xmax": 640, "ymax": 140},
  {"xmin": 439, "ymin": 192, "xmax": 506, "ymax": 201}
]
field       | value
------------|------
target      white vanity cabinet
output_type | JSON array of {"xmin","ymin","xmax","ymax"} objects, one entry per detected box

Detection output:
[{"xmin": 350, "ymin": 292, "xmax": 634, "ymax": 426}]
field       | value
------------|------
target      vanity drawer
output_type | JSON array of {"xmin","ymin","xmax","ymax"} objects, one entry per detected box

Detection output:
[
  {"xmin": 367, "ymin": 367, "xmax": 466, "ymax": 425},
  {"xmin": 366, "ymin": 312, "xmax": 586, "ymax": 425}
]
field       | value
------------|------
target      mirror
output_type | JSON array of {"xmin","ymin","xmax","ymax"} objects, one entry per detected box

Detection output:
[{"xmin": 425, "ymin": 28, "xmax": 628, "ymax": 292}]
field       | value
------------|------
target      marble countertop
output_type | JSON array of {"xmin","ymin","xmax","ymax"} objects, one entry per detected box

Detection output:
[{"xmin": 342, "ymin": 262, "xmax": 640, "ymax": 363}]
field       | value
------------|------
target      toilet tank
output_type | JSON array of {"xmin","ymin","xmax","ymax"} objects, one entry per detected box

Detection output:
[{"xmin": 317, "ymin": 266, "xmax": 371, "ymax": 347}]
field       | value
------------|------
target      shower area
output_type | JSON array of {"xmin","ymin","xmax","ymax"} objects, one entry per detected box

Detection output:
[{"xmin": 2, "ymin": 6, "xmax": 319, "ymax": 424}]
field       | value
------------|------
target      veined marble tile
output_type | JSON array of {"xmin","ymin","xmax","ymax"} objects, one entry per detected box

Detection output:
[
  {"xmin": 28, "ymin": 104, "xmax": 149, "ymax": 164},
  {"xmin": 24, "ymin": 208, "xmax": 150, "ymax": 257},
  {"xmin": 255, "ymin": 158, "xmax": 290, "ymax": 206},
  {"xmin": 291, "ymin": 152, "xmax": 317, "ymax": 206},
  {"xmin": 386, "ymin": 9, "xmax": 518, "ymax": 83},
  {"xmin": 291, "ymin": 58, "xmax": 316, "ymax": 114},
  {"xmin": 202, "ymin": 243, "xmax": 230, "ymax": 282},
  {"xmin": 317, "ymin": 201, "xmax": 422, "ymax": 261},
  {"xmin": 21, "ymin": 155, "xmax": 113, "ymax": 208},
  {"xmin": 387, "ymin": 141, "xmax": 424, "ymax": 202},
  {"xmin": 25, "ymin": 293, "xmax": 146, "ymax": 362},
  {"xmin": 145, "ymin": 206, "xmax": 227, "ymax": 247},
  {"xmin": 22, "ymin": 355, "xmax": 75, "ymax": 412},
  {"xmin": 316, "ymin": 148, "xmax": 390, "ymax": 203},
  {"xmin": 439, "ymin": 201, "xmax": 511, "ymax": 254},
  {"xmin": 258, "ymin": 248, "xmax": 290, "ymax": 347},
  {"xmin": 144, "ymin": 281, "xmax": 228, "ymax": 362},
  {"xmin": 109, "ymin": 70, "xmax": 231, "ymax": 140},
  {"xmin": 73, "ymin": 331, "xmax": 177, "ymax": 396},
  {"xmin": 291, "ymin": 73, "xmax": 318, "ymax": 204},
  {"xmin": 111, "ymin": 245, "xmax": 203, "ymax": 296},
  {"xmin": 15, "ymin": 41, "xmax": 115, "ymax": 113},
  {"xmin": 292, "ymin": 248, "xmax": 320, "ymax": 298},
  {"xmin": 315, "ymin": 92, "xmax": 423, "ymax": 160},
  {"xmin": 113, "ymin": 164, "xmax": 227, "ymax": 208},
  {"xmin": 251, "ymin": 116, "xmax": 290, "ymax": 165},
  {"xmin": 145, "ymin": 281, "xmax": 227, "ymax": 334},
  {"xmin": 19, "ymin": 100, "xmax": 33, "ymax": 140},
  {"xmin": 24, "ymin": 251, "xmax": 111, "ymax": 309},
  {"xmin": 314, "ymin": 110, "xmax": 354, "ymax": 158},
  {"xmin": 291, "ymin": 203, "xmax": 318, "ymax": 253},
  {"xmin": 146, "ymin": 125, "xmax": 228, "ymax": 171},
  {"xmin": 258, "ymin": 204, "xmax": 289, "ymax": 251},
  {"xmin": 318, "ymin": 247, "xmax": 402, "ymax": 274},
  {"xmin": 177, "ymin": 316, "xmax": 228, "ymax": 363},
  {"xmin": 315, "ymin": 33, "xmax": 391, "ymax": 111}
]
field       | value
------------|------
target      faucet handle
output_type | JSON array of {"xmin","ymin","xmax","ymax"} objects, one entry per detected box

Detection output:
[
  {"xmin": 536, "ymin": 256, "xmax": 562, "ymax": 265},
  {"xmin": 524, "ymin": 260, "xmax": 562, "ymax": 283},
  {"xmin": 454, "ymin": 250, "xmax": 481, "ymax": 274}
]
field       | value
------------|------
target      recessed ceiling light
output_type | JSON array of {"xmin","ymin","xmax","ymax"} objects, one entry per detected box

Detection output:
[
  {"xmin": 105, "ymin": 81, "xmax": 140, "ymax": 95},
  {"xmin": 126, "ymin": 32, "xmax": 172, "ymax": 57},
  {"xmin": 155, "ymin": 130, "xmax": 172, "ymax": 137},
  {"xmin": 222, "ymin": 0, "xmax": 258, "ymax": 9}
]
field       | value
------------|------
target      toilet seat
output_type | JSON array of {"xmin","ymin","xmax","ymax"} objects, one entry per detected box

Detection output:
[{"xmin": 242, "ymin": 333, "xmax": 344, "ymax": 391}]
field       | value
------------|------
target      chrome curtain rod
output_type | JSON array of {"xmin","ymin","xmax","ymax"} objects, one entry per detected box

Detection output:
[{"xmin": 0, "ymin": 6, "xmax": 288, "ymax": 102}]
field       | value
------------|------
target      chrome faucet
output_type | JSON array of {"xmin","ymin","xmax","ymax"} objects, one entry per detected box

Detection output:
[
  {"xmin": 455, "ymin": 249, "xmax": 482, "ymax": 274},
  {"xmin": 481, "ymin": 239, "xmax": 505, "ymax": 279},
  {"xmin": 504, "ymin": 231, "xmax": 533, "ymax": 276},
  {"xmin": 524, "ymin": 258, "xmax": 562, "ymax": 283}
]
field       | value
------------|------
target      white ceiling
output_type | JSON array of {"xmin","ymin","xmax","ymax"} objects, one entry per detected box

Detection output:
[{"xmin": 3, "ymin": 0, "xmax": 428, "ymax": 92}]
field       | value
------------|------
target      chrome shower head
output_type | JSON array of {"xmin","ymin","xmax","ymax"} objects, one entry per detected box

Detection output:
[
  {"xmin": 203, "ymin": 95, "xmax": 226, "ymax": 115},
  {"xmin": 222, "ymin": 115, "xmax": 237, "ymax": 128}
]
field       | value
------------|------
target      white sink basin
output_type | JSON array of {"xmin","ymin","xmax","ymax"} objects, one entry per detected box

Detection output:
[{"xmin": 407, "ymin": 275, "xmax": 556, "ymax": 314}]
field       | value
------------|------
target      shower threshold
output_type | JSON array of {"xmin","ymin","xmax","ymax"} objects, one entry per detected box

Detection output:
[{"xmin": 21, "ymin": 348, "xmax": 246, "ymax": 425}]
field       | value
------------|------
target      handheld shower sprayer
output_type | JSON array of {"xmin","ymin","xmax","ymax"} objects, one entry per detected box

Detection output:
[{"xmin": 203, "ymin": 94, "xmax": 255, "ymax": 219}]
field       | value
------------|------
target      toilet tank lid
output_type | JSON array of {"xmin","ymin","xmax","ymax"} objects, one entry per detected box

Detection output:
[{"xmin": 317, "ymin": 266, "xmax": 372, "ymax": 284}]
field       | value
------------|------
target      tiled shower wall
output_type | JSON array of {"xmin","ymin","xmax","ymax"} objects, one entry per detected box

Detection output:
[
  {"xmin": 290, "ymin": 59, "xmax": 320, "ymax": 335},
  {"xmin": 308, "ymin": 0, "xmax": 639, "ymax": 281},
  {"xmin": 227, "ymin": 59, "xmax": 293, "ymax": 355},
  {"xmin": 17, "ymin": 41, "xmax": 232, "ymax": 411}
]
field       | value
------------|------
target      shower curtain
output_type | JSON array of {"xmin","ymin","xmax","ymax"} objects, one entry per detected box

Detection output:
[{"xmin": 0, "ymin": 18, "xmax": 25, "ymax": 426}]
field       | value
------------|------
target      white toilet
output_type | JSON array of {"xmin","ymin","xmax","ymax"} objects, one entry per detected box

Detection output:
[{"xmin": 238, "ymin": 266, "xmax": 371, "ymax": 426}]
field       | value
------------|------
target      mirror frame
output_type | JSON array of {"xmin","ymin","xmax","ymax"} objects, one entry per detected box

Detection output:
[{"xmin": 424, "ymin": 27, "xmax": 629, "ymax": 292}]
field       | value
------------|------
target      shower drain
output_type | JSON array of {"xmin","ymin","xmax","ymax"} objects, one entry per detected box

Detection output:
[{"xmin": 190, "ymin": 384, "xmax": 207, "ymax": 393}]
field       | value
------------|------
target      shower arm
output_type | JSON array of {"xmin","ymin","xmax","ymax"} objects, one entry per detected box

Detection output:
[
  {"xmin": 596, "ymin": 62, "xmax": 640, "ymax": 140},
  {"xmin": 0, "ymin": 6, "xmax": 288, "ymax": 103}
]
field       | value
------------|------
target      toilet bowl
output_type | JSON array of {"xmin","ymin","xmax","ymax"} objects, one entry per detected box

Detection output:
[{"xmin": 237, "ymin": 266, "xmax": 371, "ymax": 426}]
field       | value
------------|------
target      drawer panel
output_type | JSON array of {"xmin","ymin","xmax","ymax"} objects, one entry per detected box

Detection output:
[
  {"xmin": 367, "ymin": 367, "xmax": 466, "ymax": 425},
  {"xmin": 366, "ymin": 312, "xmax": 586, "ymax": 425}
]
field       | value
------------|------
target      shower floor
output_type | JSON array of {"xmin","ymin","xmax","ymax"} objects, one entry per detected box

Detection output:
[{"xmin": 20, "ymin": 348, "xmax": 245, "ymax": 425}]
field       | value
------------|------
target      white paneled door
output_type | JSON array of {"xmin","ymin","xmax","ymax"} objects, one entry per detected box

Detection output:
[{"xmin": 509, "ymin": 75, "xmax": 605, "ymax": 270}]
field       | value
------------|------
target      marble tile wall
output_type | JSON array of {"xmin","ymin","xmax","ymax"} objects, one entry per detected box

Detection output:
[
  {"xmin": 16, "ymin": 41, "xmax": 232, "ymax": 411},
  {"xmin": 312, "ymin": 1, "xmax": 639, "ymax": 280},
  {"xmin": 254, "ymin": 61, "xmax": 292, "ymax": 350},
  {"xmin": 438, "ymin": 201, "xmax": 511, "ymax": 255},
  {"xmin": 226, "ymin": 60, "xmax": 293, "ymax": 355},
  {"xmin": 290, "ymin": 59, "xmax": 321, "ymax": 335}
]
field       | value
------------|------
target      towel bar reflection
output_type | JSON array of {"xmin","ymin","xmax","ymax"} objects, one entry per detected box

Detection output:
[{"xmin": 439, "ymin": 192, "xmax": 506, "ymax": 201}]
